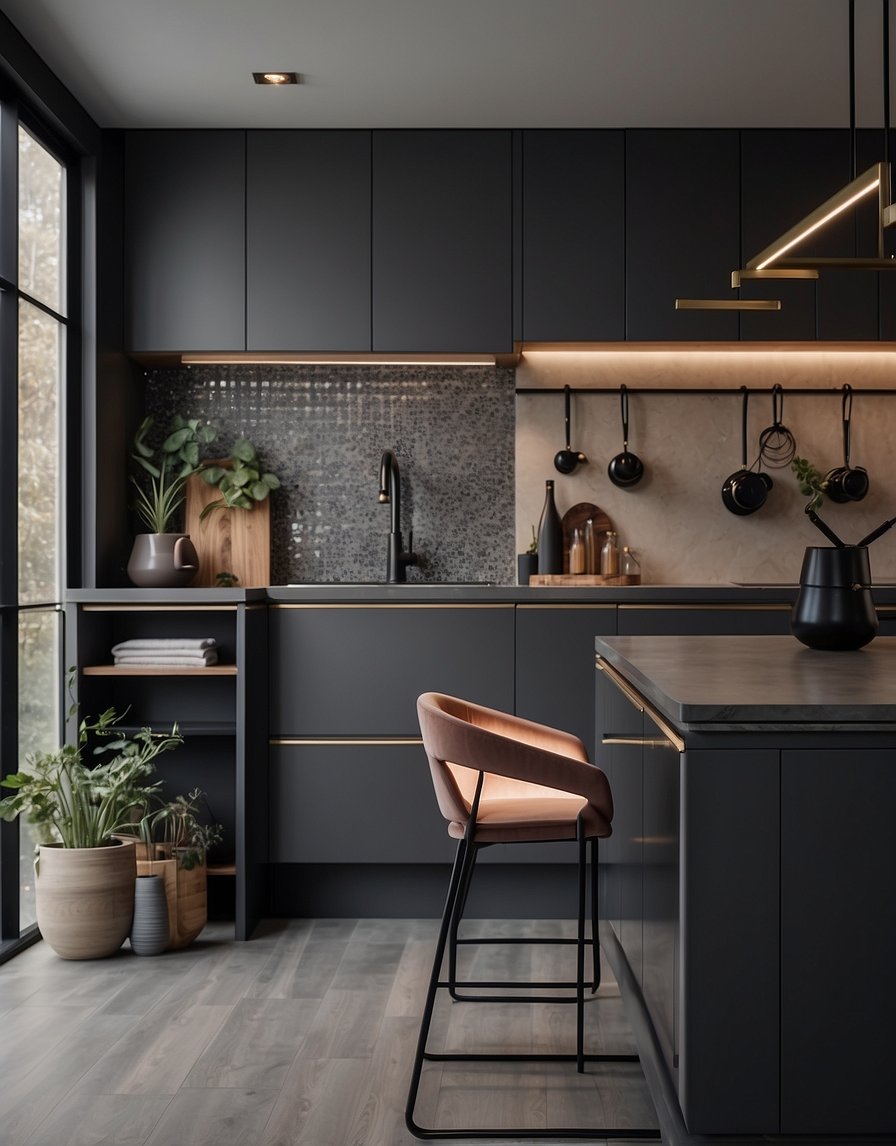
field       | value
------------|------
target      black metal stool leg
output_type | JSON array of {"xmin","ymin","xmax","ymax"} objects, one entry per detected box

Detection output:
[
  {"xmin": 406, "ymin": 834, "xmax": 476, "ymax": 1137},
  {"xmin": 591, "ymin": 836, "xmax": 601, "ymax": 992},
  {"xmin": 576, "ymin": 819, "xmax": 587, "ymax": 1073},
  {"xmin": 448, "ymin": 842, "xmax": 479, "ymax": 998}
]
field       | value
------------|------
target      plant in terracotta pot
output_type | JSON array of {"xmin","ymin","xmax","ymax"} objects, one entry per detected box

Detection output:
[
  {"xmin": 0, "ymin": 707, "xmax": 182, "ymax": 959},
  {"xmin": 121, "ymin": 787, "xmax": 223, "ymax": 949}
]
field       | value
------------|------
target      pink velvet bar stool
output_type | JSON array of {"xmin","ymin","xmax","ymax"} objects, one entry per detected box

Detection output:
[{"xmin": 406, "ymin": 691, "xmax": 652, "ymax": 1141}]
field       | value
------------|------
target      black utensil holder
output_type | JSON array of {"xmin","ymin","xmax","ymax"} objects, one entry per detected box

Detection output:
[{"xmin": 791, "ymin": 546, "xmax": 878, "ymax": 650}]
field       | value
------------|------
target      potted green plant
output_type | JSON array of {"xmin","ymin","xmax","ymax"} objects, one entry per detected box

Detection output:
[
  {"xmin": 121, "ymin": 788, "xmax": 223, "ymax": 949},
  {"xmin": 128, "ymin": 415, "xmax": 281, "ymax": 588},
  {"xmin": 0, "ymin": 707, "xmax": 182, "ymax": 959},
  {"xmin": 517, "ymin": 525, "xmax": 538, "ymax": 585}
]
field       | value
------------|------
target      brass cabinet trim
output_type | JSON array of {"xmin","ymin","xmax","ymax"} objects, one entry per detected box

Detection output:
[
  {"xmin": 596, "ymin": 656, "xmax": 686, "ymax": 752},
  {"xmin": 270, "ymin": 602, "xmax": 514, "ymax": 610},
  {"xmin": 271, "ymin": 737, "xmax": 424, "ymax": 746},
  {"xmin": 516, "ymin": 603, "xmax": 616, "ymax": 611},
  {"xmin": 602, "ymin": 735, "xmax": 677, "ymax": 749},
  {"xmin": 617, "ymin": 603, "xmax": 792, "ymax": 612}
]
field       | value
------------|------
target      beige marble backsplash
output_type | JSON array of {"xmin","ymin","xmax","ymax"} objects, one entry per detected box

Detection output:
[{"xmin": 515, "ymin": 349, "xmax": 896, "ymax": 585}]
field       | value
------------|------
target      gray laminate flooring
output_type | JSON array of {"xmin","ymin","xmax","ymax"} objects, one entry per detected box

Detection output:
[{"xmin": 0, "ymin": 917, "xmax": 661, "ymax": 1145}]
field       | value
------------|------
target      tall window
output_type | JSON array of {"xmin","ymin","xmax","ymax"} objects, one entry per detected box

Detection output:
[{"xmin": 0, "ymin": 117, "xmax": 67, "ymax": 946}]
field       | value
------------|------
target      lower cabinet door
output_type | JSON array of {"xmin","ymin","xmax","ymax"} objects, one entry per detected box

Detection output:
[{"xmin": 269, "ymin": 740, "xmax": 456, "ymax": 864}]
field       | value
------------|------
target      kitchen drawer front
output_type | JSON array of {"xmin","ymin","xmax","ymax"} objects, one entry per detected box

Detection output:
[
  {"xmin": 617, "ymin": 604, "xmax": 792, "ymax": 636},
  {"xmin": 270, "ymin": 604, "xmax": 515, "ymax": 736},
  {"xmin": 269, "ymin": 740, "xmax": 454, "ymax": 863}
]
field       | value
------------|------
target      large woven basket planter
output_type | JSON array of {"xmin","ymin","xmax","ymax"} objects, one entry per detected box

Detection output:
[{"xmin": 36, "ymin": 838, "xmax": 136, "ymax": 960}]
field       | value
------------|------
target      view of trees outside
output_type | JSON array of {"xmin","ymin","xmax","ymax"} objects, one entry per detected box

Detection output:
[{"xmin": 15, "ymin": 125, "xmax": 65, "ymax": 928}]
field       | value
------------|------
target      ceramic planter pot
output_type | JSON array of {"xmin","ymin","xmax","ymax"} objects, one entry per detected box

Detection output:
[
  {"xmin": 136, "ymin": 854, "xmax": 207, "ymax": 949},
  {"xmin": 127, "ymin": 533, "xmax": 199, "ymax": 588},
  {"xmin": 130, "ymin": 874, "xmax": 170, "ymax": 956},
  {"xmin": 36, "ymin": 838, "xmax": 136, "ymax": 960}
]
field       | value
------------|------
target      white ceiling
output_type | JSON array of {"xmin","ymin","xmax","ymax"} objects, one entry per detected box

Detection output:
[{"xmin": 0, "ymin": 0, "xmax": 894, "ymax": 131}]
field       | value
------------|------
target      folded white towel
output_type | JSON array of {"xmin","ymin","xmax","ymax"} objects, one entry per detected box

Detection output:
[
  {"xmin": 113, "ymin": 650, "xmax": 219, "ymax": 667},
  {"xmin": 111, "ymin": 638, "xmax": 217, "ymax": 654}
]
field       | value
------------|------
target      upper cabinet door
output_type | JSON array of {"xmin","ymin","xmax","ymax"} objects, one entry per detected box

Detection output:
[
  {"xmin": 521, "ymin": 130, "xmax": 624, "ymax": 341},
  {"xmin": 125, "ymin": 131, "xmax": 245, "ymax": 353},
  {"xmin": 626, "ymin": 130, "xmax": 740, "ymax": 341},
  {"xmin": 372, "ymin": 130, "xmax": 513, "ymax": 353},
  {"xmin": 247, "ymin": 131, "xmax": 372, "ymax": 352},
  {"xmin": 740, "ymin": 130, "xmax": 878, "ymax": 341}
]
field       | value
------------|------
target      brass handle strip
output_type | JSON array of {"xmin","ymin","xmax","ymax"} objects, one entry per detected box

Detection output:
[
  {"xmin": 516, "ymin": 603, "xmax": 616, "ymax": 611},
  {"xmin": 596, "ymin": 656, "xmax": 686, "ymax": 752},
  {"xmin": 602, "ymin": 735, "xmax": 676, "ymax": 749},
  {"xmin": 270, "ymin": 737, "xmax": 424, "ymax": 746},
  {"xmin": 271, "ymin": 603, "xmax": 513, "ymax": 610},
  {"xmin": 616, "ymin": 603, "xmax": 792, "ymax": 612}
]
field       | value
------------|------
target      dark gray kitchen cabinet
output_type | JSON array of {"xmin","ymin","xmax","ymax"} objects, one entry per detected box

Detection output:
[
  {"xmin": 371, "ymin": 130, "xmax": 513, "ymax": 352},
  {"xmin": 270, "ymin": 603, "xmax": 515, "ymax": 736},
  {"xmin": 617, "ymin": 603, "xmax": 792, "ymax": 636},
  {"xmin": 521, "ymin": 130, "xmax": 625, "ymax": 341},
  {"xmin": 595, "ymin": 661, "xmax": 680, "ymax": 1078},
  {"xmin": 780, "ymin": 748, "xmax": 896, "ymax": 1134},
  {"xmin": 246, "ymin": 131, "xmax": 371, "ymax": 351},
  {"xmin": 514, "ymin": 603, "xmax": 616, "ymax": 760},
  {"xmin": 66, "ymin": 591, "xmax": 269, "ymax": 940},
  {"xmin": 125, "ymin": 131, "xmax": 246, "ymax": 353},
  {"xmin": 270, "ymin": 741, "xmax": 454, "ymax": 863},
  {"xmin": 625, "ymin": 130, "xmax": 740, "ymax": 341},
  {"xmin": 740, "ymin": 129, "xmax": 878, "ymax": 341}
]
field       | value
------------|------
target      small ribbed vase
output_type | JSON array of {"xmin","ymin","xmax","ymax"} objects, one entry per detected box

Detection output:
[{"xmin": 130, "ymin": 875, "xmax": 170, "ymax": 956}]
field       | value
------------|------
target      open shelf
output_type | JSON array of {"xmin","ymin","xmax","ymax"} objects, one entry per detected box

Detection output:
[
  {"xmin": 82, "ymin": 664, "xmax": 237, "ymax": 676},
  {"xmin": 115, "ymin": 720, "xmax": 236, "ymax": 737},
  {"xmin": 208, "ymin": 863, "xmax": 237, "ymax": 877}
]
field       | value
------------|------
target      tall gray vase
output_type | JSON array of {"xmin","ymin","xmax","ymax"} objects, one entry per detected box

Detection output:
[{"xmin": 130, "ymin": 874, "xmax": 170, "ymax": 956}]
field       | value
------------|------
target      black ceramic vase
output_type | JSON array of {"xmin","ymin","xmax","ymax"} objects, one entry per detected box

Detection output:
[{"xmin": 791, "ymin": 545, "xmax": 878, "ymax": 651}]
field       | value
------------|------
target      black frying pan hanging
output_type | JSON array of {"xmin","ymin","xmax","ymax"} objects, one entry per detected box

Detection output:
[
  {"xmin": 554, "ymin": 385, "xmax": 588, "ymax": 475},
  {"xmin": 825, "ymin": 384, "xmax": 869, "ymax": 502},
  {"xmin": 721, "ymin": 387, "xmax": 773, "ymax": 515},
  {"xmin": 607, "ymin": 385, "xmax": 645, "ymax": 488}
]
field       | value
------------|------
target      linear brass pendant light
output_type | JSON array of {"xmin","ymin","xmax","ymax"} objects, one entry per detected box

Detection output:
[{"xmin": 676, "ymin": 0, "xmax": 896, "ymax": 312}]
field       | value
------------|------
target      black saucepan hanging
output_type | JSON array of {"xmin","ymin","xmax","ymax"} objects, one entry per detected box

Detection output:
[
  {"xmin": 721, "ymin": 387, "xmax": 773, "ymax": 516},
  {"xmin": 554, "ymin": 385, "xmax": 588, "ymax": 475},
  {"xmin": 825, "ymin": 384, "xmax": 869, "ymax": 502},
  {"xmin": 607, "ymin": 385, "xmax": 645, "ymax": 488}
]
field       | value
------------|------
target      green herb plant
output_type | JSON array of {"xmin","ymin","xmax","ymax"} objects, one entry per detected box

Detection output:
[
  {"xmin": 130, "ymin": 787, "xmax": 223, "ymax": 870},
  {"xmin": 198, "ymin": 440, "xmax": 281, "ymax": 521},
  {"xmin": 130, "ymin": 415, "xmax": 281, "ymax": 534},
  {"xmin": 0, "ymin": 706, "xmax": 182, "ymax": 849},
  {"xmin": 526, "ymin": 525, "xmax": 538, "ymax": 555},
  {"xmin": 131, "ymin": 415, "xmax": 218, "ymax": 534},
  {"xmin": 791, "ymin": 456, "xmax": 829, "ymax": 513}
]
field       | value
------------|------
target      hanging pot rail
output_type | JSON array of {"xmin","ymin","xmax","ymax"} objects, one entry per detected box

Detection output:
[{"xmin": 515, "ymin": 386, "xmax": 896, "ymax": 396}]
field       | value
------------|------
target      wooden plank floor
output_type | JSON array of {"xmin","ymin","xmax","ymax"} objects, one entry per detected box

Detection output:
[{"xmin": 0, "ymin": 918, "xmax": 660, "ymax": 1145}]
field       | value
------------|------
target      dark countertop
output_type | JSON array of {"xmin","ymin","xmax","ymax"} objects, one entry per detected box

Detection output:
[
  {"xmin": 67, "ymin": 583, "xmax": 896, "ymax": 606},
  {"xmin": 595, "ymin": 633, "xmax": 896, "ymax": 729}
]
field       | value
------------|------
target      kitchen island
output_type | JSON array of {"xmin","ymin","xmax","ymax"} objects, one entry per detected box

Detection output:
[{"xmin": 594, "ymin": 634, "xmax": 896, "ymax": 1142}]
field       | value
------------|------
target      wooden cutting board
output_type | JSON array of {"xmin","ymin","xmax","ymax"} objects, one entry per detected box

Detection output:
[
  {"xmin": 560, "ymin": 502, "xmax": 612, "ymax": 574},
  {"xmin": 183, "ymin": 471, "xmax": 270, "ymax": 587}
]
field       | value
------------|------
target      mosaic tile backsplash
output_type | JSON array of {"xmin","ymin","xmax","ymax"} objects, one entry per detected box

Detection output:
[{"xmin": 145, "ymin": 365, "xmax": 516, "ymax": 585}]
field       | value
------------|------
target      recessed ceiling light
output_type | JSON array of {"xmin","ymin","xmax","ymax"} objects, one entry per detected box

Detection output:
[{"xmin": 253, "ymin": 72, "xmax": 300, "ymax": 85}]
